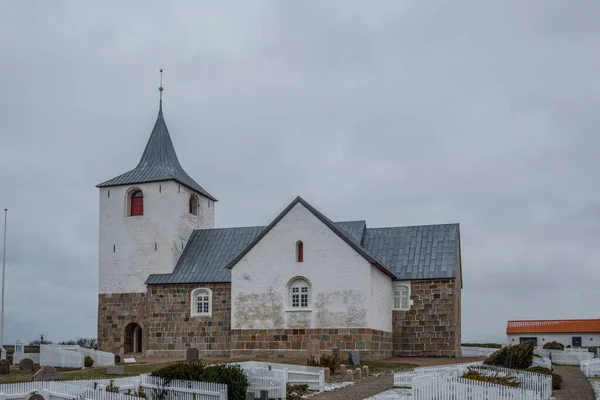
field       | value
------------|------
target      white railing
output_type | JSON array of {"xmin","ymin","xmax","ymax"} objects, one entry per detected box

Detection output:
[
  {"xmin": 65, "ymin": 346, "xmax": 115, "ymax": 367},
  {"xmin": 235, "ymin": 361, "xmax": 324, "ymax": 390},
  {"xmin": 413, "ymin": 374, "xmax": 538, "ymax": 400},
  {"xmin": 12, "ymin": 353, "xmax": 40, "ymax": 365},
  {"xmin": 240, "ymin": 367, "xmax": 286, "ymax": 400},
  {"xmin": 460, "ymin": 346, "xmax": 498, "ymax": 357},
  {"xmin": 40, "ymin": 345, "xmax": 84, "ymax": 369},
  {"xmin": 394, "ymin": 362, "xmax": 481, "ymax": 388},
  {"xmin": 581, "ymin": 359, "xmax": 600, "ymax": 377},
  {"xmin": 532, "ymin": 356, "xmax": 552, "ymax": 369},
  {"xmin": 535, "ymin": 349, "xmax": 594, "ymax": 365},
  {"xmin": 0, "ymin": 375, "xmax": 227, "ymax": 400},
  {"xmin": 471, "ymin": 365, "xmax": 552, "ymax": 400}
]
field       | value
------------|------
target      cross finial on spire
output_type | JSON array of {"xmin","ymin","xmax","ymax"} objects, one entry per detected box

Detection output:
[{"xmin": 159, "ymin": 69, "xmax": 164, "ymax": 103}]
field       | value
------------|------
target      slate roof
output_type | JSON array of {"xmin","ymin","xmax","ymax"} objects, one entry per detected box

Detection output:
[
  {"xmin": 146, "ymin": 197, "xmax": 461, "ymax": 285},
  {"xmin": 96, "ymin": 103, "xmax": 217, "ymax": 201}
]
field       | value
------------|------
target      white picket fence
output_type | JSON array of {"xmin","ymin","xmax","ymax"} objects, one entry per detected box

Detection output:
[
  {"xmin": 0, "ymin": 374, "xmax": 228, "ymax": 400},
  {"xmin": 581, "ymin": 359, "xmax": 600, "ymax": 377},
  {"xmin": 531, "ymin": 357, "xmax": 552, "ymax": 369},
  {"xmin": 535, "ymin": 348, "xmax": 594, "ymax": 365},
  {"xmin": 240, "ymin": 367, "xmax": 286, "ymax": 400},
  {"xmin": 460, "ymin": 346, "xmax": 499, "ymax": 357},
  {"xmin": 394, "ymin": 362, "xmax": 481, "ymax": 388},
  {"xmin": 40, "ymin": 345, "xmax": 84, "ymax": 369},
  {"xmin": 471, "ymin": 365, "xmax": 552, "ymax": 400},
  {"xmin": 413, "ymin": 374, "xmax": 539, "ymax": 400},
  {"xmin": 235, "ymin": 361, "xmax": 324, "ymax": 390}
]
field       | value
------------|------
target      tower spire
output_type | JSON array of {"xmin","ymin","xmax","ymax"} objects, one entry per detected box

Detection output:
[{"xmin": 159, "ymin": 69, "xmax": 164, "ymax": 105}]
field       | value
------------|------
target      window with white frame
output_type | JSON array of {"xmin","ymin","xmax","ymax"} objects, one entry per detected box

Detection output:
[
  {"xmin": 393, "ymin": 283, "xmax": 410, "ymax": 310},
  {"xmin": 191, "ymin": 288, "xmax": 212, "ymax": 317},
  {"xmin": 288, "ymin": 278, "xmax": 310, "ymax": 309}
]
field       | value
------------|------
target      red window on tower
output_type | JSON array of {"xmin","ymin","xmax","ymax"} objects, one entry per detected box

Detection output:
[
  {"xmin": 130, "ymin": 190, "xmax": 144, "ymax": 216},
  {"xmin": 296, "ymin": 241, "xmax": 303, "ymax": 262}
]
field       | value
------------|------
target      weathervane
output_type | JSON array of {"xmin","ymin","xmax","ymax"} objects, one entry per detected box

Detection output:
[{"xmin": 159, "ymin": 69, "xmax": 164, "ymax": 103}]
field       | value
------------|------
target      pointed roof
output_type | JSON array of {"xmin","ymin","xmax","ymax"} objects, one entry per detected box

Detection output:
[{"xmin": 96, "ymin": 103, "xmax": 217, "ymax": 201}]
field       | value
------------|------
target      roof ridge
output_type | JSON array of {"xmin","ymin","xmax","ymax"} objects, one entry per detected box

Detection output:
[{"xmin": 367, "ymin": 222, "xmax": 460, "ymax": 230}]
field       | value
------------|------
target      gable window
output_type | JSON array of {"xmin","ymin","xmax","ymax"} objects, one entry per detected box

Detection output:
[
  {"xmin": 189, "ymin": 195, "xmax": 199, "ymax": 215},
  {"xmin": 288, "ymin": 277, "xmax": 310, "ymax": 309},
  {"xmin": 296, "ymin": 241, "xmax": 304, "ymax": 262},
  {"xmin": 191, "ymin": 288, "xmax": 212, "ymax": 317},
  {"xmin": 393, "ymin": 283, "xmax": 410, "ymax": 310},
  {"xmin": 128, "ymin": 189, "xmax": 144, "ymax": 216}
]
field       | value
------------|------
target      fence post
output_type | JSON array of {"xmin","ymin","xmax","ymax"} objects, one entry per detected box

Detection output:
[
  {"xmin": 41, "ymin": 389, "xmax": 50, "ymax": 400},
  {"xmin": 319, "ymin": 369, "xmax": 325, "ymax": 388},
  {"xmin": 218, "ymin": 389, "xmax": 227, "ymax": 400}
]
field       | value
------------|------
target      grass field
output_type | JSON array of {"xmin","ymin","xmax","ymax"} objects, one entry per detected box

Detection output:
[{"xmin": 0, "ymin": 358, "xmax": 415, "ymax": 384}]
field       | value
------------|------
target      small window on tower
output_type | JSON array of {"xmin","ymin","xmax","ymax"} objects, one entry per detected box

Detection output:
[
  {"xmin": 189, "ymin": 195, "xmax": 199, "ymax": 215},
  {"xmin": 129, "ymin": 190, "xmax": 144, "ymax": 216}
]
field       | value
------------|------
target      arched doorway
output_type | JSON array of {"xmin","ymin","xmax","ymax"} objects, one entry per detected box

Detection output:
[{"xmin": 124, "ymin": 323, "xmax": 143, "ymax": 354}]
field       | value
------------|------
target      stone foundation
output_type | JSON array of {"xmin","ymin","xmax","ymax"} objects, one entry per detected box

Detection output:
[
  {"xmin": 230, "ymin": 328, "xmax": 392, "ymax": 361},
  {"xmin": 393, "ymin": 278, "xmax": 461, "ymax": 357}
]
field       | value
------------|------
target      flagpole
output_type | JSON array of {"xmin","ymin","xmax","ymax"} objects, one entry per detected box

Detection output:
[{"xmin": 0, "ymin": 208, "xmax": 7, "ymax": 360}]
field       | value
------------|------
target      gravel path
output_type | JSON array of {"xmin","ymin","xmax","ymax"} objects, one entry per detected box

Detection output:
[
  {"xmin": 310, "ymin": 374, "xmax": 393, "ymax": 400},
  {"xmin": 553, "ymin": 365, "xmax": 595, "ymax": 400}
]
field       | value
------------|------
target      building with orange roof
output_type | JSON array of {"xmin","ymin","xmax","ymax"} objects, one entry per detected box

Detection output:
[{"xmin": 506, "ymin": 319, "xmax": 600, "ymax": 348}]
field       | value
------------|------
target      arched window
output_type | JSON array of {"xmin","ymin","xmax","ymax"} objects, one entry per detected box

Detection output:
[
  {"xmin": 191, "ymin": 288, "xmax": 212, "ymax": 317},
  {"xmin": 129, "ymin": 190, "xmax": 144, "ymax": 216},
  {"xmin": 393, "ymin": 283, "xmax": 410, "ymax": 310},
  {"xmin": 189, "ymin": 195, "xmax": 199, "ymax": 215},
  {"xmin": 296, "ymin": 241, "xmax": 304, "ymax": 262},
  {"xmin": 288, "ymin": 277, "xmax": 310, "ymax": 309}
]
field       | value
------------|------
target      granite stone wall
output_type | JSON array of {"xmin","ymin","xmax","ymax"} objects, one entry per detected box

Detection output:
[
  {"xmin": 392, "ymin": 278, "xmax": 461, "ymax": 357},
  {"xmin": 98, "ymin": 283, "xmax": 231, "ymax": 357},
  {"xmin": 230, "ymin": 328, "xmax": 393, "ymax": 361}
]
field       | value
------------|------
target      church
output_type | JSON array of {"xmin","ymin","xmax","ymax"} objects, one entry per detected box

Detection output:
[{"xmin": 97, "ymin": 93, "xmax": 463, "ymax": 361}]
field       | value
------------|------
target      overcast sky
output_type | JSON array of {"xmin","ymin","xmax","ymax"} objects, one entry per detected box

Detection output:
[{"xmin": 1, "ymin": 0, "xmax": 600, "ymax": 345}]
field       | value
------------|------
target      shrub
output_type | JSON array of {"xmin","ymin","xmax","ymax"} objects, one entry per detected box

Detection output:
[
  {"xmin": 462, "ymin": 367, "xmax": 520, "ymax": 387},
  {"xmin": 307, "ymin": 352, "xmax": 339, "ymax": 373},
  {"xmin": 484, "ymin": 342, "xmax": 534, "ymax": 369},
  {"xmin": 84, "ymin": 356, "xmax": 94, "ymax": 368},
  {"xmin": 287, "ymin": 384, "xmax": 310, "ymax": 400},
  {"xmin": 151, "ymin": 361, "xmax": 249, "ymax": 400},
  {"xmin": 106, "ymin": 380, "xmax": 119, "ymax": 393},
  {"xmin": 543, "ymin": 341, "xmax": 564, "ymax": 350}
]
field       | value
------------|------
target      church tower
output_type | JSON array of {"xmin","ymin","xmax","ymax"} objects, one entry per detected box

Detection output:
[{"xmin": 96, "ymin": 81, "xmax": 217, "ymax": 294}]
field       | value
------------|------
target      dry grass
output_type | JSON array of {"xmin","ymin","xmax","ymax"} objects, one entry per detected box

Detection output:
[{"xmin": 0, "ymin": 357, "xmax": 414, "ymax": 384}]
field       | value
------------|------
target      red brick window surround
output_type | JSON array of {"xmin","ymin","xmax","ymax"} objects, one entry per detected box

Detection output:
[
  {"xmin": 191, "ymin": 288, "xmax": 212, "ymax": 317},
  {"xmin": 296, "ymin": 241, "xmax": 304, "ymax": 262}
]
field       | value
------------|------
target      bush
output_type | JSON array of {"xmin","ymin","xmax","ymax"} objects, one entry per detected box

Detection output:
[
  {"xmin": 462, "ymin": 367, "xmax": 520, "ymax": 387},
  {"xmin": 526, "ymin": 366, "xmax": 561, "ymax": 390},
  {"xmin": 484, "ymin": 342, "xmax": 534, "ymax": 369},
  {"xmin": 287, "ymin": 384, "xmax": 310, "ymax": 400},
  {"xmin": 84, "ymin": 356, "xmax": 94, "ymax": 368},
  {"xmin": 543, "ymin": 341, "xmax": 564, "ymax": 350},
  {"xmin": 307, "ymin": 352, "xmax": 339, "ymax": 373},
  {"xmin": 151, "ymin": 361, "xmax": 249, "ymax": 400}
]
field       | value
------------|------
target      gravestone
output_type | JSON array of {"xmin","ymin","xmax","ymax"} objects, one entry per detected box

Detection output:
[
  {"xmin": 19, "ymin": 358, "xmax": 34, "ymax": 372},
  {"xmin": 348, "ymin": 350, "xmax": 360, "ymax": 366},
  {"xmin": 307, "ymin": 340, "xmax": 320, "ymax": 361},
  {"xmin": 106, "ymin": 365, "xmax": 124, "ymax": 375},
  {"xmin": 0, "ymin": 359, "xmax": 10, "ymax": 374},
  {"xmin": 123, "ymin": 357, "xmax": 136, "ymax": 363},
  {"xmin": 186, "ymin": 348, "xmax": 199, "ymax": 362},
  {"xmin": 25, "ymin": 394, "xmax": 44, "ymax": 400},
  {"xmin": 33, "ymin": 365, "xmax": 62, "ymax": 381}
]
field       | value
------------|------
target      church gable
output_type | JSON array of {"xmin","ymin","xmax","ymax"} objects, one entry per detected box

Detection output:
[{"xmin": 230, "ymin": 198, "xmax": 393, "ymax": 332}]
